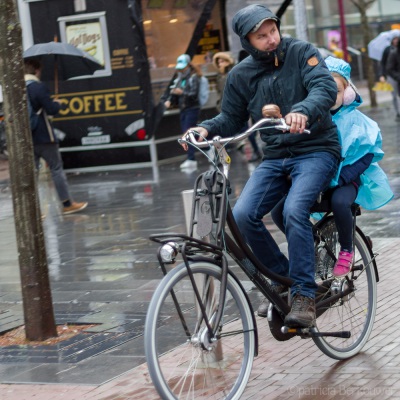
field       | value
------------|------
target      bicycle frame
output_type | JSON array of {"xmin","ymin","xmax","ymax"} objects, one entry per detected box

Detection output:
[{"xmin": 145, "ymin": 119, "xmax": 380, "ymax": 400}]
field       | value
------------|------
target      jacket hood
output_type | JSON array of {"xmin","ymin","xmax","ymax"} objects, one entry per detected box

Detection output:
[
  {"xmin": 325, "ymin": 56, "xmax": 350, "ymax": 81},
  {"xmin": 212, "ymin": 52, "xmax": 235, "ymax": 70},
  {"xmin": 232, "ymin": 4, "xmax": 281, "ymax": 62},
  {"xmin": 325, "ymin": 56, "xmax": 363, "ymax": 111}
]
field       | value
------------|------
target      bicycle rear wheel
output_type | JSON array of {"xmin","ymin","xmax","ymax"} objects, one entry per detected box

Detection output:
[
  {"xmin": 145, "ymin": 260, "xmax": 256, "ymax": 399},
  {"xmin": 313, "ymin": 217, "xmax": 377, "ymax": 360}
]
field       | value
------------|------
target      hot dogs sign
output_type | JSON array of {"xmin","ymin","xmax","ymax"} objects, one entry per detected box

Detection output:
[{"xmin": 66, "ymin": 22, "xmax": 105, "ymax": 66}]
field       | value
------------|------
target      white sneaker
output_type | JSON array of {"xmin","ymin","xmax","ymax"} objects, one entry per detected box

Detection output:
[{"xmin": 180, "ymin": 159, "xmax": 198, "ymax": 169}]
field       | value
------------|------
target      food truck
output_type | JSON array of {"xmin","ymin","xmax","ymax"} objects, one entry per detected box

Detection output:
[{"xmin": 18, "ymin": 0, "xmax": 230, "ymax": 179}]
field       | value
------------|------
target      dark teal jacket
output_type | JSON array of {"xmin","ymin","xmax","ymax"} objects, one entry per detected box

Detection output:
[
  {"xmin": 199, "ymin": 4, "xmax": 341, "ymax": 160},
  {"xmin": 25, "ymin": 78, "xmax": 61, "ymax": 144}
]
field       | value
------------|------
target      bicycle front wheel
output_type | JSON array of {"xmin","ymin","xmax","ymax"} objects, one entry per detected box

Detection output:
[
  {"xmin": 313, "ymin": 217, "xmax": 377, "ymax": 360},
  {"xmin": 145, "ymin": 260, "xmax": 256, "ymax": 399}
]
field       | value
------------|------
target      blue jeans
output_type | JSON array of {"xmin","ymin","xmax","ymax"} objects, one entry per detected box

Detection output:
[
  {"xmin": 180, "ymin": 108, "xmax": 200, "ymax": 160},
  {"xmin": 233, "ymin": 152, "xmax": 338, "ymax": 299}
]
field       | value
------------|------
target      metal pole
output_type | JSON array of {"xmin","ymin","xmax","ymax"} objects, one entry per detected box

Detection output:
[
  {"xmin": 149, "ymin": 136, "xmax": 159, "ymax": 184},
  {"xmin": 338, "ymin": 0, "xmax": 349, "ymax": 62},
  {"xmin": 293, "ymin": 0, "xmax": 309, "ymax": 41}
]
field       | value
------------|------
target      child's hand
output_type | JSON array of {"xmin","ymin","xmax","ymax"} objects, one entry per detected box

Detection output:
[{"xmin": 262, "ymin": 104, "xmax": 282, "ymax": 118}]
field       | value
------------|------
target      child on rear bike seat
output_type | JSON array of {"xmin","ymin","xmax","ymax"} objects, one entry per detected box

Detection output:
[
  {"xmin": 272, "ymin": 56, "xmax": 393, "ymax": 278},
  {"xmin": 324, "ymin": 56, "xmax": 393, "ymax": 276}
]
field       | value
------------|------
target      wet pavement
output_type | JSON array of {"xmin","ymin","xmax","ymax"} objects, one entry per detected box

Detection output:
[{"xmin": 0, "ymin": 89, "xmax": 399, "ymax": 398}]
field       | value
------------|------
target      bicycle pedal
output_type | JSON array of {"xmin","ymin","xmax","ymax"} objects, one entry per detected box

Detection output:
[
  {"xmin": 352, "ymin": 264, "xmax": 364, "ymax": 272},
  {"xmin": 281, "ymin": 326, "xmax": 312, "ymax": 338}
]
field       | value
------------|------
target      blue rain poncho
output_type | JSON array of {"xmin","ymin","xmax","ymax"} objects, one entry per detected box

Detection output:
[
  {"xmin": 325, "ymin": 56, "xmax": 393, "ymax": 210},
  {"xmin": 330, "ymin": 95, "xmax": 393, "ymax": 210}
]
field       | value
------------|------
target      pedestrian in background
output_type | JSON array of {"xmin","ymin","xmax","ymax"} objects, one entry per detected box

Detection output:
[
  {"xmin": 379, "ymin": 35, "xmax": 400, "ymax": 120},
  {"xmin": 213, "ymin": 51, "xmax": 262, "ymax": 162},
  {"xmin": 163, "ymin": 54, "xmax": 202, "ymax": 169},
  {"xmin": 212, "ymin": 51, "xmax": 235, "ymax": 113},
  {"xmin": 24, "ymin": 59, "xmax": 88, "ymax": 215}
]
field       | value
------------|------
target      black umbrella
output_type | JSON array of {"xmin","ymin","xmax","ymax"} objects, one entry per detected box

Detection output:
[{"xmin": 23, "ymin": 41, "xmax": 103, "ymax": 94}]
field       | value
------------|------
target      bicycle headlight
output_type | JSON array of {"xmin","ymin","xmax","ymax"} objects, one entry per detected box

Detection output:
[{"xmin": 160, "ymin": 242, "xmax": 179, "ymax": 263}]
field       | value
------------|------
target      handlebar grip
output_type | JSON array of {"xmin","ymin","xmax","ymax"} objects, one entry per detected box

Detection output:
[
  {"xmin": 180, "ymin": 130, "xmax": 212, "ymax": 148},
  {"xmin": 276, "ymin": 123, "xmax": 310, "ymax": 134}
]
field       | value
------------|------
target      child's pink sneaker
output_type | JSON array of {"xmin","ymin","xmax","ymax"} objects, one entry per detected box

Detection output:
[{"xmin": 332, "ymin": 250, "xmax": 354, "ymax": 277}]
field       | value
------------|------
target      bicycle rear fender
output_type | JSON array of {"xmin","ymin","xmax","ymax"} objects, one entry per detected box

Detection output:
[{"xmin": 356, "ymin": 225, "xmax": 379, "ymax": 282}]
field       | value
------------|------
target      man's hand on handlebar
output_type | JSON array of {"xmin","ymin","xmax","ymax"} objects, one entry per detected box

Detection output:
[
  {"xmin": 285, "ymin": 112, "xmax": 309, "ymax": 134},
  {"xmin": 180, "ymin": 127, "xmax": 209, "ymax": 151},
  {"xmin": 262, "ymin": 105, "xmax": 309, "ymax": 134}
]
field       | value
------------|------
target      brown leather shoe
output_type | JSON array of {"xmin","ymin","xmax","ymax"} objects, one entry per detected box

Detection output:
[
  {"xmin": 284, "ymin": 294, "xmax": 316, "ymax": 328},
  {"xmin": 63, "ymin": 201, "xmax": 88, "ymax": 215}
]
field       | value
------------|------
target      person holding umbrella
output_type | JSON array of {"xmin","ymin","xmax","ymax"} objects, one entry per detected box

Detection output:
[
  {"xmin": 368, "ymin": 29, "xmax": 400, "ymax": 120},
  {"xmin": 23, "ymin": 41, "xmax": 103, "ymax": 95},
  {"xmin": 24, "ymin": 59, "xmax": 88, "ymax": 215},
  {"xmin": 386, "ymin": 37, "xmax": 400, "ymax": 121},
  {"xmin": 379, "ymin": 34, "xmax": 400, "ymax": 120}
]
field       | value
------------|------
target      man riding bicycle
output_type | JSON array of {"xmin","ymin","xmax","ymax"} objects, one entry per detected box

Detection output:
[{"xmin": 181, "ymin": 4, "xmax": 341, "ymax": 328}]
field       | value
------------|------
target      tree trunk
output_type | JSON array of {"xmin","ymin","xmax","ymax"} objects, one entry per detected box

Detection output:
[
  {"xmin": 359, "ymin": 8, "xmax": 377, "ymax": 107},
  {"xmin": 293, "ymin": 0, "xmax": 309, "ymax": 41},
  {"xmin": 351, "ymin": 0, "xmax": 377, "ymax": 107},
  {"xmin": 0, "ymin": 0, "xmax": 57, "ymax": 340}
]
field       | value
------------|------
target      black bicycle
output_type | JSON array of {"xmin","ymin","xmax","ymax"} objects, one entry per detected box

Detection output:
[{"xmin": 144, "ymin": 118, "xmax": 378, "ymax": 399}]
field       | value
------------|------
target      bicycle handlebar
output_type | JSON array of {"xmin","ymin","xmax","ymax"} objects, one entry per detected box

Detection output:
[{"xmin": 180, "ymin": 117, "xmax": 310, "ymax": 149}]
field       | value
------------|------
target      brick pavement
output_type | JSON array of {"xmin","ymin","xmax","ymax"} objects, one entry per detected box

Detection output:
[{"xmin": 1, "ymin": 237, "xmax": 399, "ymax": 399}]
